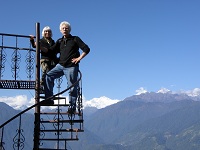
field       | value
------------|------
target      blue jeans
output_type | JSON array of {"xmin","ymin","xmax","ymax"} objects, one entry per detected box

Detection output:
[{"xmin": 44, "ymin": 64, "xmax": 79, "ymax": 107}]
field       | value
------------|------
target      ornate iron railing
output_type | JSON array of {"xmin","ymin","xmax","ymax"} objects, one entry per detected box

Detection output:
[{"xmin": 0, "ymin": 70, "xmax": 83, "ymax": 150}]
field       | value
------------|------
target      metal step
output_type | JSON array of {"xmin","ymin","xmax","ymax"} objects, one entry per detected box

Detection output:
[
  {"xmin": 38, "ymin": 148, "xmax": 67, "ymax": 150},
  {"xmin": 40, "ymin": 129, "xmax": 84, "ymax": 132},
  {"xmin": 40, "ymin": 119, "xmax": 84, "ymax": 123},
  {"xmin": 39, "ymin": 138, "xmax": 78, "ymax": 141},
  {"xmin": 40, "ymin": 111, "xmax": 83, "ymax": 116},
  {"xmin": 39, "ymin": 96, "xmax": 67, "ymax": 100}
]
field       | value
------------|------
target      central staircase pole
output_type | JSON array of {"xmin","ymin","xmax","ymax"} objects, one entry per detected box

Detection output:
[{"xmin": 33, "ymin": 22, "xmax": 40, "ymax": 150}]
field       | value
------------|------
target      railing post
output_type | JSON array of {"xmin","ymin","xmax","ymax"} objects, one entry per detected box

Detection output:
[
  {"xmin": 0, "ymin": 47, "xmax": 2, "ymax": 80},
  {"xmin": 0, "ymin": 127, "xmax": 4, "ymax": 150},
  {"xmin": 33, "ymin": 22, "xmax": 40, "ymax": 150}
]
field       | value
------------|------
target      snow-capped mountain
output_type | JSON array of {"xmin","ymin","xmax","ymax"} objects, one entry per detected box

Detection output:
[
  {"xmin": 1, "ymin": 88, "xmax": 200, "ymax": 111},
  {"xmin": 83, "ymin": 96, "xmax": 120, "ymax": 109},
  {"xmin": 136, "ymin": 87, "xmax": 200, "ymax": 97},
  {"xmin": 125, "ymin": 88, "xmax": 200, "ymax": 103}
]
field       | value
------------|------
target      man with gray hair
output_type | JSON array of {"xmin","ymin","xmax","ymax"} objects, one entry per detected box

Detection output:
[{"xmin": 43, "ymin": 21, "xmax": 90, "ymax": 113}]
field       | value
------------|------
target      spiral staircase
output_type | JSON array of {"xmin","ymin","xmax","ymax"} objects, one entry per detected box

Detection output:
[{"xmin": 0, "ymin": 23, "xmax": 84, "ymax": 150}]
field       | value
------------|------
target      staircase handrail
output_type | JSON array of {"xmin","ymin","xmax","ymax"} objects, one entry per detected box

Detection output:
[{"xmin": 0, "ymin": 33, "xmax": 34, "ymax": 38}]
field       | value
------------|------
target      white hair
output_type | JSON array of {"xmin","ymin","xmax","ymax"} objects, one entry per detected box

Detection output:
[
  {"xmin": 59, "ymin": 21, "xmax": 71, "ymax": 32},
  {"xmin": 42, "ymin": 26, "xmax": 52, "ymax": 37}
]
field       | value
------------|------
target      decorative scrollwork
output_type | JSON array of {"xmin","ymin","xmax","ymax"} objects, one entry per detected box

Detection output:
[
  {"xmin": 39, "ymin": 118, "xmax": 45, "ymax": 146},
  {"xmin": 13, "ymin": 129, "xmax": 25, "ymax": 150},
  {"xmin": 77, "ymin": 85, "xmax": 82, "ymax": 110},
  {"xmin": 56, "ymin": 77, "xmax": 63, "ymax": 90},
  {"xmin": 39, "ymin": 119, "xmax": 45, "ymax": 138},
  {"xmin": 68, "ymin": 108, "xmax": 75, "ymax": 124},
  {"xmin": 11, "ymin": 50, "xmax": 21, "ymax": 79},
  {"xmin": 0, "ymin": 48, "xmax": 7, "ymax": 78},
  {"xmin": 53, "ymin": 109, "xmax": 64, "ymax": 133},
  {"xmin": 25, "ymin": 50, "xmax": 34, "ymax": 79},
  {"xmin": 0, "ymin": 141, "xmax": 5, "ymax": 150}
]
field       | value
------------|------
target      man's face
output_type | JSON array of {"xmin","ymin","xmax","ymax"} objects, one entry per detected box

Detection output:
[{"xmin": 60, "ymin": 24, "xmax": 70, "ymax": 37}]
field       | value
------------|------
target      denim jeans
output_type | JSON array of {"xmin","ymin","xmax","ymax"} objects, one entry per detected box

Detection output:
[{"xmin": 44, "ymin": 64, "xmax": 79, "ymax": 107}]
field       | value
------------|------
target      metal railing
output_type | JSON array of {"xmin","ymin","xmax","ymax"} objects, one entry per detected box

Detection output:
[{"xmin": 0, "ymin": 70, "xmax": 83, "ymax": 150}]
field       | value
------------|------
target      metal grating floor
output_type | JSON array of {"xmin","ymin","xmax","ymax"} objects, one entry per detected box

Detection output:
[{"xmin": 0, "ymin": 80, "xmax": 35, "ymax": 89}]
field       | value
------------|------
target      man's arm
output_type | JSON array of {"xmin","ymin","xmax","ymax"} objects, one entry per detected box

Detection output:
[{"xmin": 71, "ymin": 52, "xmax": 88, "ymax": 64}]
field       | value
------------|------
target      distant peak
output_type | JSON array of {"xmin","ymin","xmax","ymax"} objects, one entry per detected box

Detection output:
[
  {"xmin": 83, "ymin": 96, "xmax": 120, "ymax": 109},
  {"xmin": 135, "ymin": 87, "xmax": 147, "ymax": 95},
  {"xmin": 157, "ymin": 88, "xmax": 171, "ymax": 94}
]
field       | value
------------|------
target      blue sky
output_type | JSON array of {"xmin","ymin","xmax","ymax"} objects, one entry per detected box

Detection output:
[{"xmin": 1, "ymin": 0, "xmax": 200, "ymax": 101}]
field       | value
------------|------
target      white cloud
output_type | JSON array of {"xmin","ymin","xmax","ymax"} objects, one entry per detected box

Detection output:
[
  {"xmin": 135, "ymin": 87, "xmax": 148, "ymax": 95},
  {"xmin": 1, "ymin": 88, "xmax": 200, "ymax": 111},
  {"xmin": 0, "ymin": 94, "xmax": 91, "ymax": 111},
  {"xmin": 83, "ymin": 96, "xmax": 120, "ymax": 109},
  {"xmin": 0, "ymin": 95, "xmax": 70, "ymax": 111},
  {"xmin": 0, "ymin": 95, "xmax": 31, "ymax": 110},
  {"xmin": 179, "ymin": 88, "xmax": 200, "ymax": 97}
]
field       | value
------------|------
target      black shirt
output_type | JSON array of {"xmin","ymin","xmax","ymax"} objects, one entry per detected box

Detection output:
[
  {"xmin": 30, "ymin": 37, "xmax": 56, "ymax": 60},
  {"xmin": 50, "ymin": 35, "xmax": 90, "ymax": 67}
]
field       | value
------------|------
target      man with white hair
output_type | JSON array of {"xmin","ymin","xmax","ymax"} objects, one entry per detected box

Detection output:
[{"xmin": 43, "ymin": 21, "xmax": 90, "ymax": 113}]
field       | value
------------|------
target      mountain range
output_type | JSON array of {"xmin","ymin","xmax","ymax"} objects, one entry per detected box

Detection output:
[{"xmin": 1, "ymin": 92, "xmax": 200, "ymax": 150}]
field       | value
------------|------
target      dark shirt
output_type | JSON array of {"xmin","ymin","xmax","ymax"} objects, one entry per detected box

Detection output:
[
  {"xmin": 30, "ymin": 37, "xmax": 56, "ymax": 60},
  {"xmin": 50, "ymin": 34, "xmax": 90, "ymax": 67}
]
